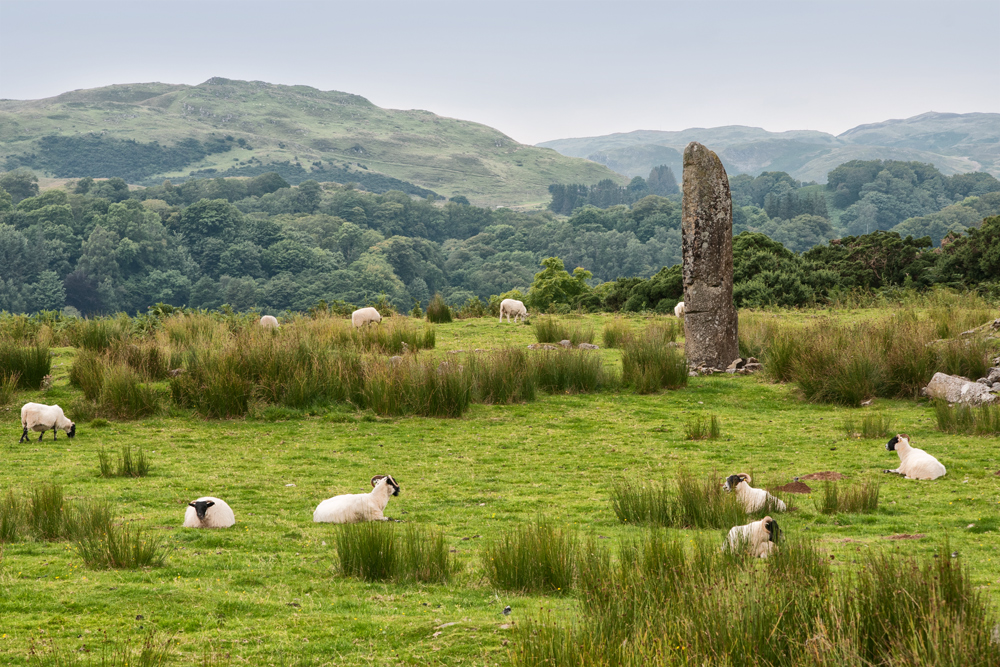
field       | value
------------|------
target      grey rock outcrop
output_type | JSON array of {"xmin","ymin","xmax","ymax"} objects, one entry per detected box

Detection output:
[
  {"xmin": 922, "ymin": 372, "xmax": 998, "ymax": 405},
  {"xmin": 681, "ymin": 142, "xmax": 739, "ymax": 370}
]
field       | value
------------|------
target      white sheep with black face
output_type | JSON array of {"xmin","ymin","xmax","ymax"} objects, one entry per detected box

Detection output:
[
  {"xmin": 723, "ymin": 516, "xmax": 780, "ymax": 558},
  {"xmin": 313, "ymin": 475, "xmax": 400, "ymax": 523},
  {"xmin": 351, "ymin": 307, "xmax": 382, "ymax": 328},
  {"xmin": 20, "ymin": 403, "xmax": 75, "ymax": 443},
  {"xmin": 723, "ymin": 473, "xmax": 787, "ymax": 514},
  {"xmin": 183, "ymin": 497, "xmax": 236, "ymax": 528},
  {"xmin": 884, "ymin": 434, "xmax": 946, "ymax": 480}
]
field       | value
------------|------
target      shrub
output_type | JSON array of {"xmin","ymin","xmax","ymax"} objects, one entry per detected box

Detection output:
[
  {"xmin": 685, "ymin": 414, "xmax": 721, "ymax": 440},
  {"xmin": 0, "ymin": 342, "xmax": 51, "ymax": 390},
  {"xmin": 601, "ymin": 318, "xmax": 630, "ymax": 349},
  {"xmin": 532, "ymin": 317, "xmax": 594, "ymax": 345},
  {"xmin": 0, "ymin": 371, "xmax": 19, "ymax": 405},
  {"xmin": 455, "ymin": 296, "xmax": 487, "ymax": 319},
  {"xmin": 482, "ymin": 519, "xmax": 577, "ymax": 594},
  {"xmin": 75, "ymin": 522, "xmax": 168, "ymax": 569},
  {"xmin": 934, "ymin": 400, "xmax": 1000, "ymax": 436},
  {"xmin": 334, "ymin": 522, "xmax": 452, "ymax": 583},
  {"xmin": 843, "ymin": 411, "xmax": 893, "ymax": 439},
  {"xmin": 425, "ymin": 293, "xmax": 452, "ymax": 324},
  {"xmin": 620, "ymin": 333, "xmax": 688, "ymax": 393},
  {"xmin": 815, "ymin": 479, "xmax": 880, "ymax": 514}
]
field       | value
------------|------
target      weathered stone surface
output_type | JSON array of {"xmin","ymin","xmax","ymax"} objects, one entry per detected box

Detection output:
[
  {"xmin": 577, "ymin": 343, "xmax": 600, "ymax": 350},
  {"xmin": 682, "ymin": 142, "xmax": 738, "ymax": 370},
  {"xmin": 922, "ymin": 372, "xmax": 998, "ymax": 405},
  {"xmin": 559, "ymin": 339, "xmax": 572, "ymax": 348}
]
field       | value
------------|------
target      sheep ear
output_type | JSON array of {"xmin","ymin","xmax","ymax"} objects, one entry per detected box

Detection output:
[
  {"xmin": 738, "ymin": 473, "xmax": 752, "ymax": 483},
  {"xmin": 206, "ymin": 501, "xmax": 215, "ymax": 508},
  {"xmin": 371, "ymin": 475, "xmax": 386, "ymax": 487},
  {"xmin": 188, "ymin": 502, "xmax": 196, "ymax": 508}
]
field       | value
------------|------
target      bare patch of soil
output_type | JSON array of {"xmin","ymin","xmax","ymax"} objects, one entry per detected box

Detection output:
[
  {"xmin": 770, "ymin": 481, "xmax": 812, "ymax": 494},
  {"xmin": 886, "ymin": 534, "xmax": 926, "ymax": 540},
  {"xmin": 800, "ymin": 472, "xmax": 846, "ymax": 481}
]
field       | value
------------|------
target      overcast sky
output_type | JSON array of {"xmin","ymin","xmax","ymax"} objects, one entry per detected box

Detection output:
[{"xmin": 1, "ymin": 0, "xmax": 997, "ymax": 145}]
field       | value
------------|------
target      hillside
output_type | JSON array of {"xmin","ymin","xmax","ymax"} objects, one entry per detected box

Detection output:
[
  {"xmin": 0, "ymin": 78, "xmax": 623, "ymax": 207},
  {"xmin": 538, "ymin": 112, "xmax": 1000, "ymax": 182}
]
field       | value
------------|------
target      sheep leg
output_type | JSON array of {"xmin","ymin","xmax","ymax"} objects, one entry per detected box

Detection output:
[
  {"xmin": 38, "ymin": 430, "xmax": 45, "ymax": 442},
  {"xmin": 19, "ymin": 427, "xmax": 29, "ymax": 443},
  {"xmin": 53, "ymin": 426, "xmax": 57, "ymax": 440},
  {"xmin": 882, "ymin": 468, "xmax": 904, "ymax": 476}
]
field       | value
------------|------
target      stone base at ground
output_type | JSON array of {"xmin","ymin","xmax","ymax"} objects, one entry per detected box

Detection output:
[{"xmin": 922, "ymin": 372, "xmax": 998, "ymax": 405}]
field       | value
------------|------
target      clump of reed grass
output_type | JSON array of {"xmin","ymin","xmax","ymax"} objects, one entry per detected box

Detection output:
[
  {"xmin": 934, "ymin": 399, "xmax": 1000, "ymax": 436},
  {"xmin": 0, "ymin": 490, "xmax": 22, "ymax": 543},
  {"xmin": 512, "ymin": 537, "xmax": 996, "ymax": 667},
  {"xmin": 0, "ymin": 370, "xmax": 19, "ymax": 405},
  {"xmin": 334, "ymin": 522, "xmax": 453, "ymax": 583},
  {"xmin": 482, "ymin": 519, "xmax": 577, "ymax": 594},
  {"xmin": 610, "ymin": 471, "xmax": 750, "ymax": 529},
  {"xmin": 65, "ymin": 316, "xmax": 134, "ymax": 351},
  {"xmin": 532, "ymin": 350, "xmax": 609, "ymax": 393},
  {"xmin": 27, "ymin": 483, "xmax": 70, "ymax": 540},
  {"xmin": 0, "ymin": 342, "xmax": 51, "ymax": 389},
  {"xmin": 601, "ymin": 318, "xmax": 630, "ymax": 348},
  {"xmin": 98, "ymin": 445, "xmax": 151, "ymax": 478},
  {"xmin": 815, "ymin": 479, "xmax": 880, "ymax": 514},
  {"xmin": 620, "ymin": 331, "xmax": 688, "ymax": 392},
  {"xmin": 843, "ymin": 411, "xmax": 893, "ymax": 439},
  {"xmin": 532, "ymin": 317, "xmax": 594, "ymax": 345},
  {"xmin": 468, "ymin": 348, "xmax": 537, "ymax": 404},
  {"xmin": 28, "ymin": 631, "xmax": 174, "ymax": 667},
  {"xmin": 75, "ymin": 522, "xmax": 168, "ymax": 569},
  {"xmin": 98, "ymin": 364, "xmax": 163, "ymax": 420},
  {"xmin": 4, "ymin": 484, "xmax": 114, "ymax": 542},
  {"xmin": 685, "ymin": 414, "xmax": 721, "ymax": 440},
  {"xmin": 425, "ymin": 293, "xmax": 453, "ymax": 323}
]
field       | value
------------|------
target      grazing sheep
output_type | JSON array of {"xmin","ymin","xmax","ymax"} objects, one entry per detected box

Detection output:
[
  {"xmin": 183, "ymin": 497, "xmax": 236, "ymax": 528},
  {"xmin": 499, "ymin": 299, "xmax": 528, "ymax": 324},
  {"xmin": 723, "ymin": 516, "xmax": 779, "ymax": 558},
  {"xmin": 259, "ymin": 315, "xmax": 280, "ymax": 330},
  {"xmin": 313, "ymin": 475, "xmax": 400, "ymax": 524},
  {"xmin": 352, "ymin": 307, "xmax": 382, "ymax": 328},
  {"xmin": 884, "ymin": 434, "xmax": 946, "ymax": 480},
  {"xmin": 20, "ymin": 403, "xmax": 75, "ymax": 443},
  {"xmin": 674, "ymin": 301, "xmax": 685, "ymax": 318},
  {"xmin": 723, "ymin": 473, "xmax": 787, "ymax": 513}
]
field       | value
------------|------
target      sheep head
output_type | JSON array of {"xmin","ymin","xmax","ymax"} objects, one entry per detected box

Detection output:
[
  {"xmin": 67, "ymin": 423, "xmax": 76, "ymax": 439},
  {"xmin": 886, "ymin": 434, "xmax": 910, "ymax": 452},
  {"xmin": 189, "ymin": 500, "xmax": 216, "ymax": 521},
  {"xmin": 723, "ymin": 473, "xmax": 751, "ymax": 491},
  {"xmin": 371, "ymin": 475, "xmax": 401, "ymax": 496},
  {"xmin": 763, "ymin": 516, "xmax": 779, "ymax": 542}
]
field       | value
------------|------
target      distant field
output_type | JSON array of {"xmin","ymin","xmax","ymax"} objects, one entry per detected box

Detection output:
[{"xmin": 1, "ymin": 310, "xmax": 998, "ymax": 665}]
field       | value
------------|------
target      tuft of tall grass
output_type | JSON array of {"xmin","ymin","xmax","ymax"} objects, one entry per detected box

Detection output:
[
  {"xmin": 425, "ymin": 293, "xmax": 453, "ymax": 323},
  {"xmin": 482, "ymin": 519, "xmax": 578, "ymax": 594},
  {"xmin": 611, "ymin": 471, "xmax": 756, "ymax": 529},
  {"xmin": 468, "ymin": 348, "xmax": 536, "ymax": 404},
  {"xmin": 28, "ymin": 483, "xmax": 69, "ymax": 541},
  {"xmin": 334, "ymin": 522, "xmax": 453, "ymax": 583},
  {"xmin": 934, "ymin": 399, "xmax": 1000, "ymax": 436},
  {"xmin": 65, "ymin": 316, "xmax": 134, "ymax": 351},
  {"xmin": 75, "ymin": 522, "xmax": 168, "ymax": 569},
  {"xmin": 620, "ymin": 331, "xmax": 688, "ymax": 393},
  {"xmin": 843, "ymin": 411, "xmax": 893, "ymax": 439},
  {"xmin": 99, "ymin": 364, "xmax": 163, "ymax": 420},
  {"xmin": 0, "ymin": 371, "xmax": 19, "ymax": 405},
  {"xmin": 815, "ymin": 479, "xmax": 880, "ymax": 514},
  {"xmin": 0, "ymin": 342, "xmax": 51, "ymax": 390},
  {"xmin": 99, "ymin": 445, "xmax": 151, "ymax": 478},
  {"xmin": 0, "ymin": 490, "xmax": 22, "ymax": 542},
  {"xmin": 532, "ymin": 317, "xmax": 594, "ymax": 345},
  {"xmin": 27, "ymin": 631, "xmax": 174, "ymax": 667},
  {"xmin": 532, "ymin": 350, "xmax": 608, "ymax": 393},
  {"xmin": 685, "ymin": 414, "xmax": 721, "ymax": 440},
  {"xmin": 601, "ymin": 318, "xmax": 630, "ymax": 348}
]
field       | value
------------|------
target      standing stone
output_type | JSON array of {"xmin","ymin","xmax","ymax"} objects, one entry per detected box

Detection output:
[{"xmin": 682, "ymin": 142, "xmax": 738, "ymax": 370}]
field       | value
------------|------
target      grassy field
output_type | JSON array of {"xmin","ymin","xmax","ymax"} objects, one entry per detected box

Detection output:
[
  {"xmin": 0, "ymin": 79, "xmax": 623, "ymax": 207},
  {"xmin": 1, "ymin": 310, "xmax": 999, "ymax": 665}
]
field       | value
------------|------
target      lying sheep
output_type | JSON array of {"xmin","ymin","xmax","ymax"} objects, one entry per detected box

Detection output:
[
  {"xmin": 674, "ymin": 301, "xmax": 685, "ymax": 318},
  {"xmin": 884, "ymin": 434, "xmax": 946, "ymax": 480},
  {"xmin": 313, "ymin": 475, "xmax": 400, "ymax": 523},
  {"xmin": 352, "ymin": 307, "xmax": 382, "ymax": 328},
  {"xmin": 723, "ymin": 473, "xmax": 787, "ymax": 513},
  {"xmin": 183, "ymin": 497, "xmax": 236, "ymax": 528},
  {"xmin": 499, "ymin": 298, "xmax": 528, "ymax": 324},
  {"xmin": 20, "ymin": 403, "xmax": 75, "ymax": 443},
  {"xmin": 259, "ymin": 315, "xmax": 280, "ymax": 330},
  {"xmin": 723, "ymin": 516, "xmax": 779, "ymax": 558}
]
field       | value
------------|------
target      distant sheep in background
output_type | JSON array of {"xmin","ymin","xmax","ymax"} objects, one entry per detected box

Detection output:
[
  {"xmin": 723, "ymin": 516, "xmax": 779, "ymax": 558},
  {"xmin": 674, "ymin": 301, "xmax": 685, "ymax": 318},
  {"xmin": 183, "ymin": 497, "xmax": 236, "ymax": 528},
  {"xmin": 884, "ymin": 434, "xmax": 946, "ymax": 480},
  {"xmin": 20, "ymin": 403, "xmax": 75, "ymax": 443},
  {"xmin": 352, "ymin": 307, "xmax": 382, "ymax": 328},
  {"xmin": 499, "ymin": 299, "xmax": 528, "ymax": 324},
  {"xmin": 723, "ymin": 473, "xmax": 787, "ymax": 514},
  {"xmin": 314, "ymin": 475, "xmax": 400, "ymax": 523},
  {"xmin": 259, "ymin": 315, "xmax": 280, "ymax": 330}
]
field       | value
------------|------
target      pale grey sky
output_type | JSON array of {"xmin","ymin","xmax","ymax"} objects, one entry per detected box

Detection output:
[{"xmin": 1, "ymin": 0, "xmax": 997, "ymax": 145}]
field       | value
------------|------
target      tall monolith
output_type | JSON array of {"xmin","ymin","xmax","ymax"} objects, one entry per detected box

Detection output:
[{"xmin": 681, "ymin": 142, "xmax": 738, "ymax": 370}]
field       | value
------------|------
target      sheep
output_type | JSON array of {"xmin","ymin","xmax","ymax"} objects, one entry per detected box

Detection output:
[
  {"xmin": 723, "ymin": 516, "xmax": 780, "ymax": 558},
  {"xmin": 674, "ymin": 301, "xmax": 685, "ymax": 318},
  {"xmin": 20, "ymin": 403, "xmax": 75, "ymax": 443},
  {"xmin": 884, "ymin": 434, "xmax": 946, "ymax": 480},
  {"xmin": 259, "ymin": 315, "xmax": 280, "ymax": 330},
  {"xmin": 313, "ymin": 475, "xmax": 400, "ymax": 523},
  {"xmin": 183, "ymin": 496, "xmax": 236, "ymax": 528},
  {"xmin": 352, "ymin": 307, "xmax": 382, "ymax": 328},
  {"xmin": 499, "ymin": 298, "xmax": 528, "ymax": 324},
  {"xmin": 723, "ymin": 473, "xmax": 787, "ymax": 514}
]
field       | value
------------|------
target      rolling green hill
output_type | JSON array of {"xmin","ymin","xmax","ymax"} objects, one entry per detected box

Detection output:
[
  {"xmin": 0, "ymin": 78, "xmax": 623, "ymax": 207},
  {"xmin": 539, "ymin": 112, "xmax": 1000, "ymax": 183}
]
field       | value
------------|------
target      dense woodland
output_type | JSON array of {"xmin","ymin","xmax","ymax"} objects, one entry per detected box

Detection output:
[{"xmin": 0, "ymin": 157, "xmax": 998, "ymax": 317}]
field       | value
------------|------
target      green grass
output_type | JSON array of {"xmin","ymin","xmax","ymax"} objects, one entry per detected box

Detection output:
[
  {"xmin": 815, "ymin": 479, "xmax": 881, "ymax": 514},
  {"xmin": 934, "ymin": 399, "xmax": 1000, "ymax": 436},
  {"xmin": 98, "ymin": 445, "xmax": 151, "ymax": 478},
  {"xmin": 1, "ymin": 309, "xmax": 999, "ymax": 664},
  {"xmin": 334, "ymin": 522, "xmax": 453, "ymax": 583},
  {"xmin": 531, "ymin": 317, "xmax": 595, "ymax": 345},
  {"xmin": 843, "ymin": 411, "xmax": 894, "ymax": 439},
  {"xmin": 685, "ymin": 413, "xmax": 721, "ymax": 440},
  {"xmin": 425, "ymin": 294, "xmax": 452, "ymax": 324}
]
